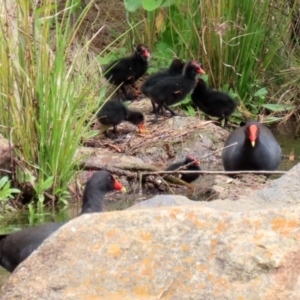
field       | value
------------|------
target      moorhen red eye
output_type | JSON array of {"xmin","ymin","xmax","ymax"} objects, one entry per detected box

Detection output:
[
  {"xmin": 146, "ymin": 60, "xmax": 205, "ymax": 123},
  {"xmin": 97, "ymin": 100, "xmax": 145, "ymax": 137},
  {"xmin": 165, "ymin": 154, "xmax": 201, "ymax": 183},
  {"xmin": 222, "ymin": 120, "xmax": 281, "ymax": 171},
  {"xmin": 104, "ymin": 44, "xmax": 150, "ymax": 100},
  {"xmin": 191, "ymin": 79, "xmax": 237, "ymax": 128},
  {"xmin": 0, "ymin": 171, "xmax": 126, "ymax": 273},
  {"xmin": 141, "ymin": 58, "xmax": 185, "ymax": 113}
]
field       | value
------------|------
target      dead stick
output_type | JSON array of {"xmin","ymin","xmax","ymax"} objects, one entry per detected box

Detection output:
[
  {"xmin": 142, "ymin": 170, "xmax": 287, "ymax": 175},
  {"xmin": 200, "ymin": 142, "xmax": 238, "ymax": 159},
  {"xmin": 79, "ymin": 163, "xmax": 137, "ymax": 178}
]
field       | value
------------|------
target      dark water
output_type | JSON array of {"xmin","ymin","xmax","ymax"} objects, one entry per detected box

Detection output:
[{"xmin": 0, "ymin": 122, "xmax": 300, "ymax": 287}]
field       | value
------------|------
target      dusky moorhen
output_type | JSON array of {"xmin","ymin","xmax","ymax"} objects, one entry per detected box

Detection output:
[
  {"xmin": 97, "ymin": 100, "xmax": 145, "ymax": 136},
  {"xmin": 191, "ymin": 78, "xmax": 237, "ymax": 128},
  {"xmin": 104, "ymin": 44, "xmax": 150, "ymax": 100},
  {"xmin": 146, "ymin": 61, "xmax": 205, "ymax": 123},
  {"xmin": 141, "ymin": 58, "xmax": 185, "ymax": 113},
  {"xmin": 0, "ymin": 170, "xmax": 126, "ymax": 273},
  {"xmin": 222, "ymin": 120, "xmax": 281, "ymax": 171},
  {"xmin": 165, "ymin": 155, "xmax": 201, "ymax": 183}
]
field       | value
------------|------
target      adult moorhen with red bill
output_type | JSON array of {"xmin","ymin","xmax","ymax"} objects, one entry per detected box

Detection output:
[
  {"xmin": 146, "ymin": 60, "xmax": 205, "ymax": 123},
  {"xmin": 0, "ymin": 171, "xmax": 126, "ymax": 273},
  {"xmin": 165, "ymin": 155, "xmax": 201, "ymax": 183},
  {"xmin": 222, "ymin": 120, "xmax": 281, "ymax": 171},
  {"xmin": 104, "ymin": 44, "xmax": 150, "ymax": 100},
  {"xmin": 191, "ymin": 79, "xmax": 237, "ymax": 128},
  {"xmin": 141, "ymin": 58, "xmax": 185, "ymax": 113}
]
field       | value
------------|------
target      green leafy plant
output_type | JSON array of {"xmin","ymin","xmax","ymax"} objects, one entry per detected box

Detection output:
[
  {"xmin": 0, "ymin": 0, "xmax": 117, "ymax": 205},
  {"xmin": 124, "ymin": 0, "xmax": 298, "ymax": 118},
  {"xmin": 0, "ymin": 176, "xmax": 21, "ymax": 212}
]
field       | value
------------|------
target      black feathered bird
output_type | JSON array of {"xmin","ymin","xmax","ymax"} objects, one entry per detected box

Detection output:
[
  {"xmin": 165, "ymin": 155, "xmax": 201, "ymax": 183},
  {"xmin": 0, "ymin": 171, "xmax": 126, "ymax": 273},
  {"xmin": 97, "ymin": 100, "xmax": 145, "ymax": 136},
  {"xmin": 191, "ymin": 79, "xmax": 237, "ymax": 128},
  {"xmin": 104, "ymin": 44, "xmax": 150, "ymax": 100},
  {"xmin": 141, "ymin": 58, "xmax": 185, "ymax": 113},
  {"xmin": 222, "ymin": 120, "xmax": 281, "ymax": 171},
  {"xmin": 146, "ymin": 61, "xmax": 205, "ymax": 123}
]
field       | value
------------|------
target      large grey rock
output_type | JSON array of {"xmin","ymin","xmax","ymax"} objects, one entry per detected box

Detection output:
[
  {"xmin": 127, "ymin": 194, "xmax": 200, "ymax": 210},
  {"xmin": 2, "ymin": 203, "xmax": 300, "ymax": 299},
  {"xmin": 2, "ymin": 165, "xmax": 300, "ymax": 300},
  {"xmin": 129, "ymin": 163, "xmax": 300, "ymax": 212},
  {"xmin": 205, "ymin": 163, "xmax": 300, "ymax": 212}
]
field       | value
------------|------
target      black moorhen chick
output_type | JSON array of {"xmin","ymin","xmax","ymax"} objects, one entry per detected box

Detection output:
[
  {"xmin": 191, "ymin": 79, "xmax": 237, "ymax": 128},
  {"xmin": 104, "ymin": 44, "xmax": 150, "ymax": 100},
  {"xmin": 147, "ymin": 60, "xmax": 205, "ymax": 123},
  {"xmin": 165, "ymin": 155, "xmax": 201, "ymax": 183},
  {"xmin": 97, "ymin": 100, "xmax": 145, "ymax": 136},
  {"xmin": 0, "ymin": 171, "xmax": 126, "ymax": 273},
  {"xmin": 222, "ymin": 120, "xmax": 281, "ymax": 171},
  {"xmin": 141, "ymin": 58, "xmax": 185, "ymax": 113}
]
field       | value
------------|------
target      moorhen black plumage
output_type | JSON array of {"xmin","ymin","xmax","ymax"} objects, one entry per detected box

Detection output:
[
  {"xmin": 141, "ymin": 58, "xmax": 185, "ymax": 113},
  {"xmin": 191, "ymin": 79, "xmax": 237, "ymax": 128},
  {"xmin": 165, "ymin": 155, "xmax": 201, "ymax": 183},
  {"xmin": 97, "ymin": 100, "xmax": 145, "ymax": 136},
  {"xmin": 0, "ymin": 171, "xmax": 126, "ymax": 273},
  {"xmin": 104, "ymin": 44, "xmax": 150, "ymax": 100},
  {"xmin": 222, "ymin": 120, "xmax": 281, "ymax": 171},
  {"xmin": 146, "ymin": 60, "xmax": 205, "ymax": 123}
]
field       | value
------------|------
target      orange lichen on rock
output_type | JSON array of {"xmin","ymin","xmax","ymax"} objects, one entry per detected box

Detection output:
[
  {"xmin": 140, "ymin": 231, "xmax": 153, "ymax": 241},
  {"xmin": 181, "ymin": 244, "xmax": 189, "ymax": 252},
  {"xmin": 133, "ymin": 285, "xmax": 152, "ymax": 297},
  {"xmin": 106, "ymin": 228, "xmax": 118, "ymax": 238},
  {"xmin": 106, "ymin": 243, "xmax": 123, "ymax": 258},
  {"xmin": 271, "ymin": 218, "xmax": 298, "ymax": 236},
  {"xmin": 213, "ymin": 221, "xmax": 227, "ymax": 234}
]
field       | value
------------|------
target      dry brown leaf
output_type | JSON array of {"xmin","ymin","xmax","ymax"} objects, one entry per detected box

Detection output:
[
  {"xmin": 155, "ymin": 9, "xmax": 165, "ymax": 34},
  {"xmin": 108, "ymin": 143, "xmax": 122, "ymax": 152},
  {"xmin": 289, "ymin": 149, "xmax": 295, "ymax": 161}
]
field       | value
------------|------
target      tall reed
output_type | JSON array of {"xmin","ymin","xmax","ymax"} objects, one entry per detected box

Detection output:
[{"xmin": 0, "ymin": 0, "xmax": 107, "ymax": 204}]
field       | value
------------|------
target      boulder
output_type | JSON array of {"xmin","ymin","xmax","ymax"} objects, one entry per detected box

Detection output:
[
  {"xmin": 2, "ymin": 205, "xmax": 300, "ymax": 299},
  {"xmin": 2, "ymin": 166, "xmax": 300, "ymax": 300}
]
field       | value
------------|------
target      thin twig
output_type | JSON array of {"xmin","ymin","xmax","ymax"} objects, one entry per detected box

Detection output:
[
  {"xmin": 80, "ymin": 163, "xmax": 137, "ymax": 178},
  {"xmin": 0, "ymin": 169, "xmax": 12, "ymax": 174},
  {"xmin": 157, "ymin": 280, "xmax": 175, "ymax": 299},
  {"xmin": 142, "ymin": 170, "xmax": 287, "ymax": 175},
  {"xmin": 200, "ymin": 142, "xmax": 238, "ymax": 159}
]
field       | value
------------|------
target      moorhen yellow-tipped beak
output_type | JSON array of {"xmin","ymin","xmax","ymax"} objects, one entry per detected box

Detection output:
[
  {"xmin": 114, "ymin": 180, "xmax": 126, "ymax": 193},
  {"xmin": 248, "ymin": 124, "xmax": 258, "ymax": 148},
  {"xmin": 198, "ymin": 66, "xmax": 205, "ymax": 75}
]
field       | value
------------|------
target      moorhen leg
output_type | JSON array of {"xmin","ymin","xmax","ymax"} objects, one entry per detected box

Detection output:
[{"xmin": 163, "ymin": 104, "xmax": 186, "ymax": 117}]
